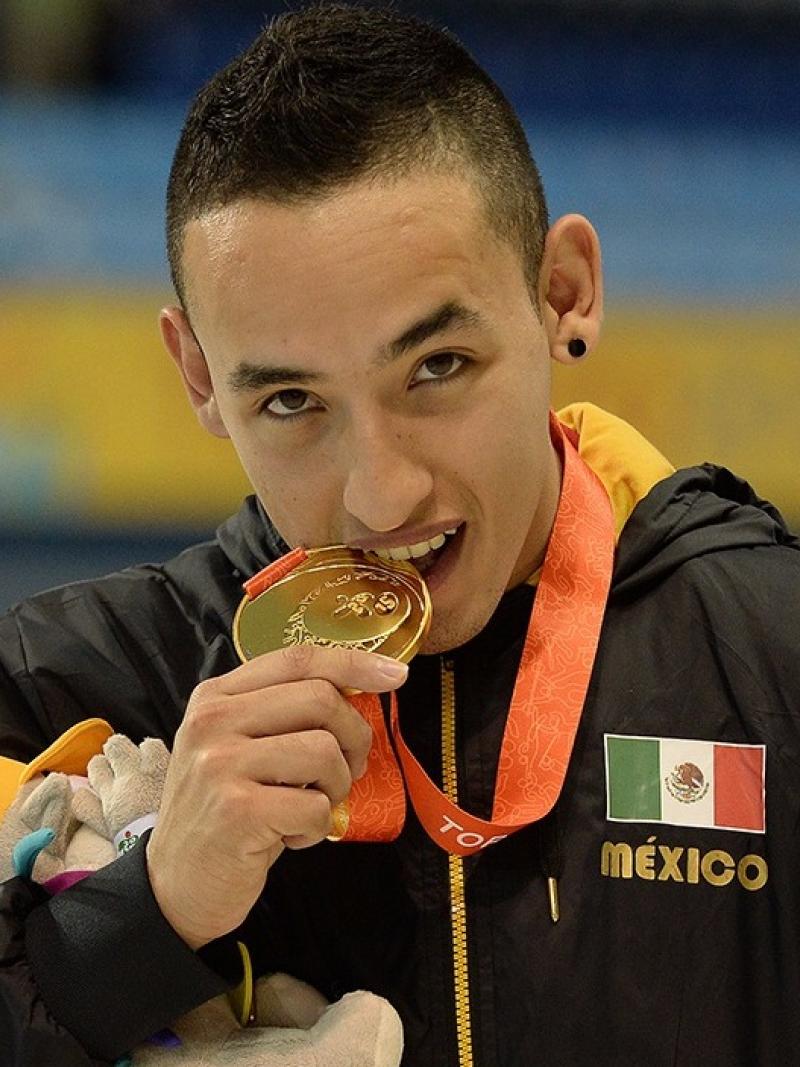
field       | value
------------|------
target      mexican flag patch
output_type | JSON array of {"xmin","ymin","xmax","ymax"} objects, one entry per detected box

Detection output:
[{"xmin": 605, "ymin": 734, "xmax": 765, "ymax": 833}]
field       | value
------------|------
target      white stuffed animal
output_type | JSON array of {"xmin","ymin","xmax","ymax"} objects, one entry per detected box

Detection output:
[{"xmin": 0, "ymin": 734, "xmax": 403, "ymax": 1067}]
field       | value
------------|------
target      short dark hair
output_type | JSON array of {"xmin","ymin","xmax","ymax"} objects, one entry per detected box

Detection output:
[{"xmin": 166, "ymin": 2, "xmax": 549, "ymax": 307}]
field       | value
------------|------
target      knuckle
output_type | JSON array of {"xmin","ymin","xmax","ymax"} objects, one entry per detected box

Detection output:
[
  {"xmin": 184, "ymin": 696, "xmax": 227, "ymax": 737},
  {"xmin": 342, "ymin": 646, "xmax": 366, "ymax": 676},
  {"xmin": 305, "ymin": 677, "xmax": 339, "ymax": 713},
  {"xmin": 281, "ymin": 643, "xmax": 315, "ymax": 675},
  {"xmin": 192, "ymin": 743, "xmax": 231, "ymax": 783},
  {"xmin": 191, "ymin": 677, "xmax": 222, "ymax": 704},
  {"xmin": 329, "ymin": 779, "xmax": 351, "ymax": 806},
  {"xmin": 215, "ymin": 781, "xmax": 250, "ymax": 822},
  {"xmin": 306, "ymin": 729, "xmax": 342, "ymax": 767},
  {"xmin": 306, "ymin": 789, "xmax": 333, "ymax": 833}
]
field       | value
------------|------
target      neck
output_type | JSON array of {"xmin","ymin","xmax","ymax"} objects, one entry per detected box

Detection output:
[{"xmin": 506, "ymin": 438, "xmax": 563, "ymax": 590}]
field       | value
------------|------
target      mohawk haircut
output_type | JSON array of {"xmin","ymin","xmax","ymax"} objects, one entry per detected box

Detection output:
[{"xmin": 166, "ymin": 2, "xmax": 549, "ymax": 307}]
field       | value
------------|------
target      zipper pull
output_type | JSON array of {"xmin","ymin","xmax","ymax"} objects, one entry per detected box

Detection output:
[{"xmin": 538, "ymin": 809, "xmax": 563, "ymax": 924}]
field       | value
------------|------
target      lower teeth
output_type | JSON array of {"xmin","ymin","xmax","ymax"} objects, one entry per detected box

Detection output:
[{"xmin": 414, "ymin": 546, "xmax": 444, "ymax": 575}]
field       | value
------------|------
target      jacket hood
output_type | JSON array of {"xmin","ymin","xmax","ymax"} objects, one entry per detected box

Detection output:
[
  {"xmin": 215, "ymin": 495, "xmax": 289, "ymax": 579},
  {"xmin": 612, "ymin": 463, "xmax": 800, "ymax": 597}
]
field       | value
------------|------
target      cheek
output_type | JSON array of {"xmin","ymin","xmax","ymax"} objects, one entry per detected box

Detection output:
[
  {"xmin": 233, "ymin": 437, "xmax": 342, "ymax": 545},
  {"xmin": 452, "ymin": 375, "xmax": 548, "ymax": 488}
]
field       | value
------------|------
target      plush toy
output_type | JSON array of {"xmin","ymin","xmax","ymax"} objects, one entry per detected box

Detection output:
[{"xmin": 0, "ymin": 732, "xmax": 404, "ymax": 1067}]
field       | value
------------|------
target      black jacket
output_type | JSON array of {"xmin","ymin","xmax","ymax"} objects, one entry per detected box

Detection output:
[{"xmin": 1, "ymin": 465, "xmax": 800, "ymax": 1066}]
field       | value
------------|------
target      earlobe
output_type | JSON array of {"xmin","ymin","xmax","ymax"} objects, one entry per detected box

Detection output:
[
  {"xmin": 539, "ymin": 214, "xmax": 604, "ymax": 367},
  {"xmin": 159, "ymin": 307, "xmax": 229, "ymax": 439}
]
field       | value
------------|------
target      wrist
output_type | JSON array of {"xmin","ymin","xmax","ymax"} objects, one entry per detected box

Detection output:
[{"xmin": 145, "ymin": 839, "xmax": 210, "ymax": 952}]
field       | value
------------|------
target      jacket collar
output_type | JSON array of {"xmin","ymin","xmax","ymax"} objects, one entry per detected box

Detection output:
[{"xmin": 215, "ymin": 495, "xmax": 289, "ymax": 580}]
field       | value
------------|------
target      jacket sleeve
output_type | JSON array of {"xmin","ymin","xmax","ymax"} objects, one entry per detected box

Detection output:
[
  {"xmin": 0, "ymin": 601, "xmax": 244, "ymax": 1064},
  {"xmin": 0, "ymin": 876, "xmax": 95, "ymax": 1067},
  {"xmin": 1, "ymin": 837, "xmax": 243, "ymax": 1066},
  {"xmin": 0, "ymin": 579, "xmax": 197, "ymax": 759},
  {"xmin": 0, "ymin": 613, "xmax": 54, "ymax": 765}
]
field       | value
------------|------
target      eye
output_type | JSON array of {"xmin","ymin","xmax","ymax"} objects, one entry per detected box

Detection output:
[
  {"xmin": 411, "ymin": 352, "xmax": 467, "ymax": 385},
  {"xmin": 261, "ymin": 389, "xmax": 322, "ymax": 419}
]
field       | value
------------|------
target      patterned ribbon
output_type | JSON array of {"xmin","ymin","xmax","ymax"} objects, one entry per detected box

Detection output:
[{"xmin": 338, "ymin": 413, "xmax": 615, "ymax": 855}]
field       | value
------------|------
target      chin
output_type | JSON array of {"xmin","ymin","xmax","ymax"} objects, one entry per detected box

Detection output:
[{"xmin": 417, "ymin": 611, "xmax": 490, "ymax": 656}]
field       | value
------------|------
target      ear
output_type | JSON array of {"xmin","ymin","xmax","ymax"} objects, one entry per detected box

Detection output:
[
  {"xmin": 537, "ymin": 214, "xmax": 603, "ymax": 366},
  {"xmin": 159, "ymin": 306, "xmax": 229, "ymax": 438}
]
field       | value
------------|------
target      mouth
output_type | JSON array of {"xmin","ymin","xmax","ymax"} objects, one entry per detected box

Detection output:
[{"xmin": 367, "ymin": 524, "xmax": 465, "ymax": 588}]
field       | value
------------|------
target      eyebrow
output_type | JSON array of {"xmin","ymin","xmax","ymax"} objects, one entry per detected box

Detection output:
[
  {"xmin": 377, "ymin": 300, "xmax": 484, "ymax": 366},
  {"xmin": 225, "ymin": 299, "xmax": 484, "ymax": 393},
  {"xmin": 227, "ymin": 363, "xmax": 322, "ymax": 392}
]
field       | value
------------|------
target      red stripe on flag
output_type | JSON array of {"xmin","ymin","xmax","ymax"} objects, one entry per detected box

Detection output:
[{"xmin": 714, "ymin": 745, "xmax": 764, "ymax": 832}]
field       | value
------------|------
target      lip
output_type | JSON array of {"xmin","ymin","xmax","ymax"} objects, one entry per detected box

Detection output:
[
  {"xmin": 422, "ymin": 523, "xmax": 466, "ymax": 595},
  {"xmin": 349, "ymin": 521, "xmax": 463, "ymax": 553}
]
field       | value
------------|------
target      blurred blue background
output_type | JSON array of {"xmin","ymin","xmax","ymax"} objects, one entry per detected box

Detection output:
[{"xmin": 2, "ymin": 0, "xmax": 799, "ymax": 611}]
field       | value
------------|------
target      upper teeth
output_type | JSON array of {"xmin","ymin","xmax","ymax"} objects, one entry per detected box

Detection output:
[{"xmin": 372, "ymin": 527, "xmax": 457, "ymax": 562}]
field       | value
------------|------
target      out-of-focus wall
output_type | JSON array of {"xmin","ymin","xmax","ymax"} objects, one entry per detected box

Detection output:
[{"xmin": 1, "ymin": 1, "xmax": 799, "ymax": 607}]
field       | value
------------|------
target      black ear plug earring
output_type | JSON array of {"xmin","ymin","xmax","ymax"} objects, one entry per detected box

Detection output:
[{"xmin": 568, "ymin": 338, "xmax": 587, "ymax": 358}]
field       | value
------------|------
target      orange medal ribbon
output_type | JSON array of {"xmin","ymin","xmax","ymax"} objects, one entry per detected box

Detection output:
[{"xmin": 337, "ymin": 414, "xmax": 615, "ymax": 855}]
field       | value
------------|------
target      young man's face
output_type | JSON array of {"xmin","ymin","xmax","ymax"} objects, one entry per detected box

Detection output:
[{"xmin": 166, "ymin": 172, "xmax": 588, "ymax": 653}]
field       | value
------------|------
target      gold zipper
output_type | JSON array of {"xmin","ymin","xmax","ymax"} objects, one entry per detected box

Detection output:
[{"xmin": 441, "ymin": 657, "xmax": 474, "ymax": 1067}]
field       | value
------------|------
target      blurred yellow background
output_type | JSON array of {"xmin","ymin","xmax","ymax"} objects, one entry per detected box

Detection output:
[
  {"xmin": 1, "ymin": 0, "xmax": 799, "ymax": 608},
  {"xmin": 2, "ymin": 291, "xmax": 796, "ymax": 526}
]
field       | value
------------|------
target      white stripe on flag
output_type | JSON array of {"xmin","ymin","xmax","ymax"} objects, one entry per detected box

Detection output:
[{"xmin": 659, "ymin": 737, "xmax": 715, "ymax": 828}]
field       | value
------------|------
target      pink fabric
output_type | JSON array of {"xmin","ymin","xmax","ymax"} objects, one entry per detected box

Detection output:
[{"xmin": 43, "ymin": 869, "xmax": 93, "ymax": 894}]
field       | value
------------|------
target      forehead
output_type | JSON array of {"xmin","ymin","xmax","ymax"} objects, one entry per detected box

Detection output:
[
  {"xmin": 181, "ymin": 171, "xmax": 529, "ymax": 365},
  {"xmin": 184, "ymin": 173, "xmax": 500, "ymax": 295},
  {"xmin": 188, "ymin": 168, "xmax": 489, "ymax": 244}
]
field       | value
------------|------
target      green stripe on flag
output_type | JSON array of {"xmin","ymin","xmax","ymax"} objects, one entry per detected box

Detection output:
[{"xmin": 606, "ymin": 736, "xmax": 661, "ymax": 820}]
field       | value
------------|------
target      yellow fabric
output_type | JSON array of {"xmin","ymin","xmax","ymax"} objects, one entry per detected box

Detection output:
[
  {"xmin": 0, "ymin": 718, "xmax": 114, "ymax": 822},
  {"xmin": 525, "ymin": 403, "xmax": 675, "ymax": 587},
  {"xmin": 557, "ymin": 402, "xmax": 675, "ymax": 539},
  {"xmin": 229, "ymin": 941, "xmax": 255, "ymax": 1026},
  {"xmin": 19, "ymin": 718, "xmax": 114, "ymax": 784},
  {"xmin": 0, "ymin": 756, "xmax": 27, "ymax": 821}
]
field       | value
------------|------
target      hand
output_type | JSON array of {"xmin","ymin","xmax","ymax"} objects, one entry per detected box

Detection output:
[
  {"xmin": 84, "ymin": 734, "xmax": 170, "ymax": 839},
  {"xmin": 146, "ymin": 645, "xmax": 407, "ymax": 950}
]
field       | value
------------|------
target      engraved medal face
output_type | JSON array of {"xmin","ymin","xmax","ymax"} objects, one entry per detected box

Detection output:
[{"xmin": 233, "ymin": 546, "xmax": 431, "ymax": 664}]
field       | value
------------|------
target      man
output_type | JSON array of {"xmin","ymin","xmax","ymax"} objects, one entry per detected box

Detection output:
[{"xmin": 1, "ymin": 5, "xmax": 799, "ymax": 1065}]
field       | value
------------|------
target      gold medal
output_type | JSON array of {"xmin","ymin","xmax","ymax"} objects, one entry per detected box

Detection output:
[
  {"xmin": 233, "ymin": 545, "xmax": 431, "ymax": 664},
  {"xmin": 233, "ymin": 546, "xmax": 432, "ymax": 841}
]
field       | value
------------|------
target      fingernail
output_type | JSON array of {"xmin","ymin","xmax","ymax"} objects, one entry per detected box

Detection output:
[{"xmin": 374, "ymin": 656, "xmax": 409, "ymax": 683}]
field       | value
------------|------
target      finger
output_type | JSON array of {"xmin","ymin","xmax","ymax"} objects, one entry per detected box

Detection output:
[
  {"xmin": 186, "ymin": 679, "xmax": 373, "ymax": 781},
  {"xmin": 283, "ymin": 832, "xmax": 331, "ymax": 850},
  {"xmin": 226, "ymin": 680, "xmax": 372, "ymax": 777},
  {"xmin": 86, "ymin": 753, "xmax": 114, "ymax": 795},
  {"xmin": 234, "ymin": 731, "xmax": 353, "ymax": 806},
  {"xmin": 103, "ymin": 734, "xmax": 142, "ymax": 775},
  {"xmin": 140, "ymin": 737, "xmax": 171, "ymax": 780},
  {"xmin": 216, "ymin": 644, "xmax": 408, "ymax": 698},
  {"xmin": 248, "ymin": 784, "xmax": 335, "ymax": 847}
]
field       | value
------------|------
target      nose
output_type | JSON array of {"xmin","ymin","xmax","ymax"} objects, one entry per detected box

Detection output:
[{"xmin": 342, "ymin": 418, "xmax": 434, "ymax": 532}]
